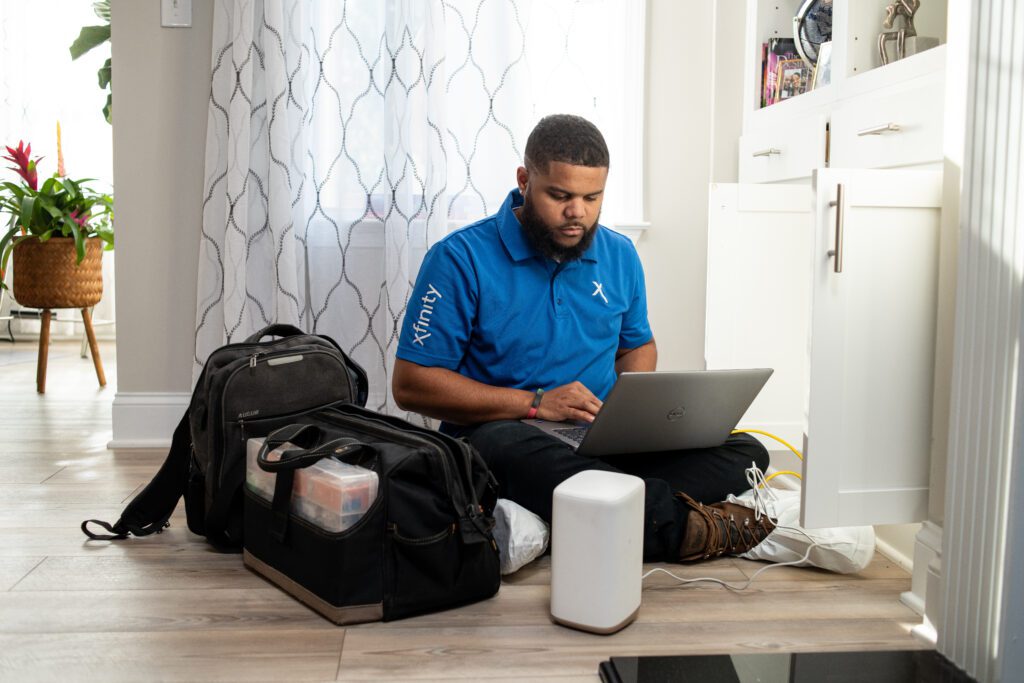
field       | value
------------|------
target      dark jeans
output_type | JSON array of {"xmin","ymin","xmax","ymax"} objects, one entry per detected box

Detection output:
[{"xmin": 453, "ymin": 421, "xmax": 770, "ymax": 562}]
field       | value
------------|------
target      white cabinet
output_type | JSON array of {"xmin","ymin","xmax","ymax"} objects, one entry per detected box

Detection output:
[
  {"xmin": 707, "ymin": 0, "xmax": 951, "ymax": 529},
  {"xmin": 706, "ymin": 168, "xmax": 942, "ymax": 529},
  {"xmin": 803, "ymin": 168, "xmax": 942, "ymax": 528}
]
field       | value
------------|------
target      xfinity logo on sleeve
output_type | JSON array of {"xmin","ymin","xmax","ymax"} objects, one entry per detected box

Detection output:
[{"xmin": 412, "ymin": 283, "xmax": 443, "ymax": 346}]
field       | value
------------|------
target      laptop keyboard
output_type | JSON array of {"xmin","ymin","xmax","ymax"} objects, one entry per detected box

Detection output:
[{"xmin": 554, "ymin": 426, "xmax": 589, "ymax": 444}]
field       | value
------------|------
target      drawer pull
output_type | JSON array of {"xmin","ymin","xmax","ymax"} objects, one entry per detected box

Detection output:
[
  {"xmin": 857, "ymin": 123, "xmax": 901, "ymax": 136},
  {"xmin": 826, "ymin": 184, "xmax": 845, "ymax": 274},
  {"xmin": 752, "ymin": 148, "xmax": 782, "ymax": 157}
]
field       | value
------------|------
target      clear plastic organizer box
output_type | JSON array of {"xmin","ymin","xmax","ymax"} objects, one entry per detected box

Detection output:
[{"xmin": 246, "ymin": 437, "xmax": 378, "ymax": 533}]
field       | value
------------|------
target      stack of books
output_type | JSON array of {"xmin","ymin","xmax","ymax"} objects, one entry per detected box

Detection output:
[{"xmin": 760, "ymin": 38, "xmax": 812, "ymax": 107}]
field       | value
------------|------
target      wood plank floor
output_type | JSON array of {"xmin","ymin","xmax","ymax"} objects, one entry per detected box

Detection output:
[{"xmin": 0, "ymin": 341, "xmax": 928, "ymax": 681}]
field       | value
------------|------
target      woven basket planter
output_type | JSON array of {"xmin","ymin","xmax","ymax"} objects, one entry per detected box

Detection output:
[{"xmin": 11, "ymin": 237, "xmax": 104, "ymax": 309}]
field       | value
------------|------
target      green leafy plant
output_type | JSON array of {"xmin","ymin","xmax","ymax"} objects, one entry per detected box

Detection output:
[
  {"xmin": 70, "ymin": 0, "xmax": 112, "ymax": 124},
  {"xmin": 0, "ymin": 140, "xmax": 114, "ymax": 291}
]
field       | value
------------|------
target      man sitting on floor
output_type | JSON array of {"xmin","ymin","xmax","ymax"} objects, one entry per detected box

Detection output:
[{"xmin": 393, "ymin": 114, "xmax": 774, "ymax": 563}]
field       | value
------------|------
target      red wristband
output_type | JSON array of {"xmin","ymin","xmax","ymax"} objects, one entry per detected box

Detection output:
[{"xmin": 526, "ymin": 388, "xmax": 544, "ymax": 419}]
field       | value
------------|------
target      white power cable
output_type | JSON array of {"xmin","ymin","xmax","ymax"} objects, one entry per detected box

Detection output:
[{"xmin": 642, "ymin": 464, "xmax": 822, "ymax": 592}]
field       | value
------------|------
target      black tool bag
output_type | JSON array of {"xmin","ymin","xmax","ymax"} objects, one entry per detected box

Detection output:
[
  {"xmin": 242, "ymin": 405, "xmax": 501, "ymax": 624},
  {"xmin": 81, "ymin": 324, "xmax": 368, "ymax": 550}
]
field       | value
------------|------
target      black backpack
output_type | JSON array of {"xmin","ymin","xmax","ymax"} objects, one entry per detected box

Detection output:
[{"xmin": 82, "ymin": 324, "xmax": 368, "ymax": 550}]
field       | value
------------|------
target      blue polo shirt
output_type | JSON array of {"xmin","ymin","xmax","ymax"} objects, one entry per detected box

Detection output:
[{"xmin": 397, "ymin": 189, "xmax": 652, "ymax": 403}]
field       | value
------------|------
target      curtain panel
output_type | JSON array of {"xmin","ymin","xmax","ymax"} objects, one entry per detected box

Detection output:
[{"xmin": 198, "ymin": 0, "xmax": 643, "ymax": 416}]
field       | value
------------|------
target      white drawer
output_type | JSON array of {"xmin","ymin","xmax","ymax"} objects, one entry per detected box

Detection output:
[
  {"xmin": 830, "ymin": 73, "xmax": 944, "ymax": 169},
  {"xmin": 739, "ymin": 112, "xmax": 827, "ymax": 183}
]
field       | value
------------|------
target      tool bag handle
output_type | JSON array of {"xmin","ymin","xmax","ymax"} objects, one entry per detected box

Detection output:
[{"xmin": 257, "ymin": 424, "xmax": 373, "ymax": 542}]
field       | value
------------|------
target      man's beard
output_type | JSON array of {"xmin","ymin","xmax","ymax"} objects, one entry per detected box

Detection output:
[{"xmin": 518, "ymin": 198, "xmax": 598, "ymax": 262}]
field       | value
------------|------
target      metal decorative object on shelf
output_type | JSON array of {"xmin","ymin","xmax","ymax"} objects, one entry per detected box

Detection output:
[
  {"xmin": 878, "ymin": 0, "xmax": 923, "ymax": 64},
  {"xmin": 793, "ymin": 0, "xmax": 833, "ymax": 68}
]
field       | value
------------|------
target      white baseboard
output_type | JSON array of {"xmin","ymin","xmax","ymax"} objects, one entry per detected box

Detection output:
[
  {"xmin": 911, "ymin": 615, "xmax": 938, "ymax": 646},
  {"xmin": 110, "ymin": 392, "xmax": 190, "ymax": 449},
  {"xmin": 877, "ymin": 534, "xmax": 915, "ymax": 574},
  {"xmin": 898, "ymin": 520, "xmax": 943, "ymax": 616}
]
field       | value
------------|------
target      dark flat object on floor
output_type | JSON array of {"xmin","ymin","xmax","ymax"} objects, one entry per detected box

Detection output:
[{"xmin": 598, "ymin": 649, "xmax": 974, "ymax": 683}]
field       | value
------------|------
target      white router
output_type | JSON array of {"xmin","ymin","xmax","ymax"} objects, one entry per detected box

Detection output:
[{"xmin": 550, "ymin": 470, "xmax": 645, "ymax": 634}]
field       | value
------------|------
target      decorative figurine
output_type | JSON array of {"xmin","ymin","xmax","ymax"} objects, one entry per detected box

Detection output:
[{"xmin": 878, "ymin": 0, "xmax": 921, "ymax": 65}]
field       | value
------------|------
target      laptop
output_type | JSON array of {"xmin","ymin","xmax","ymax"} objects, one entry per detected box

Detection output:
[{"xmin": 522, "ymin": 368, "xmax": 773, "ymax": 457}]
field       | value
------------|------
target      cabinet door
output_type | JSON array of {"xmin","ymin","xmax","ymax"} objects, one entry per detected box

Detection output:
[
  {"xmin": 802, "ymin": 168, "xmax": 943, "ymax": 528},
  {"xmin": 705, "ymin": 183, "xmax": 813, "ymax": 449}
]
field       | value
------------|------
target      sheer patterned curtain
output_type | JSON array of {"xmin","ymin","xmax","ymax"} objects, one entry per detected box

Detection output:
[{"xmin": 198, "ymin": 0, "xmax": 644, "ymax": 416}]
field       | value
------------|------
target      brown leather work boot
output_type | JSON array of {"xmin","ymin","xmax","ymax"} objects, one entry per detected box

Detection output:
[{"xmin": 676, "ymin": 492, "xmax": 776, "ymax": 562}]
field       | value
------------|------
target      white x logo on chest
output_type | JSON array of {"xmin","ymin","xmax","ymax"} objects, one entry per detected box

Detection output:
[{"xmin": 592, "ymin": 281, "xmax": 608, "ymax": 304}]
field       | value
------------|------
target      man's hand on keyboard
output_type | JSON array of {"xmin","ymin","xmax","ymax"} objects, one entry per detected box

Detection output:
[{"xmin": 537, "ymin": 381, "xmax": 603, "ymax": 423}]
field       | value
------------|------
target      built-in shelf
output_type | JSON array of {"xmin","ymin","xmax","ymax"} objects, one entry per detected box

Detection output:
[{"xmin": 744, "ymin": 0, "xmax": 948, "ymax": 132}]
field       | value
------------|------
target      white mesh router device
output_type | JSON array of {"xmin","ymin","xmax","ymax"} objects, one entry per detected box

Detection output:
[{"xmin": 550, "ymin": 470, "xmax": 645, "ymax": 634}]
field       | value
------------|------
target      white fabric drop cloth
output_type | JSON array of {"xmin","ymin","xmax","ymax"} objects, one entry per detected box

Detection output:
[{"xmin": 727, "ymin": 487, "xmax": 876, "ymax": 574}]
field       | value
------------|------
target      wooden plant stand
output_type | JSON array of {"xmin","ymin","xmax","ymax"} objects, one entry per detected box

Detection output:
[
  {"xmin": 36, "ymin": 308, "xmax": 106, "ymax": 394},
  {"xmin": 11, "ymin": 237, "xmax": 107, "ymax": 394}
]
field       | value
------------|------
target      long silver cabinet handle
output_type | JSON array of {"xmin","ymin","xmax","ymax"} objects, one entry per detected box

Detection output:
[
  {"xmin": 857, "ymin": 122, "xmax": 901, "ymax": 136},
  {"xmin": 752, "ymin": 148, "xmax": 782, "ymax": 157},
  {"xmin": 826, "ymin": 184, "xmax": 845, "ymax": 274}
]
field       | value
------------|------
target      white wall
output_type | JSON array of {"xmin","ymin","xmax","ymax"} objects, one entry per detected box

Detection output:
[
  {"xmin": 639, "ymin": 0, "xmax": 715, "ymax": 371},
  {"xmin": 710, "ymin": 1, "xmax": 746, "ymax": 185},
  {"xmin": 111, "ymin": 0, "xmax": 212, "ymax": 443},
  {"xmin": 112, "ymin": 0, "xmax": 211, "ymax": 393},
  {"xmin": 639, "ymin": 0, "xmax": 748, "ymax": 370}
]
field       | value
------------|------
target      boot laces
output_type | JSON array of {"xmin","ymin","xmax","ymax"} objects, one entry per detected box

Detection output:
[
  {"xmin": 692, "ymin": 502, "xmax": 772, "ymax": 559},
  {"xmin": 678, "ymin": 495, "xmax": 769, "ymax": 559}
]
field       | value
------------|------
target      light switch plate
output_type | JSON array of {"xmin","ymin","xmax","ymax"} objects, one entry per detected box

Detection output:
[{"xmin": 161, "ymin": 0, "xmax": 192, "ymax": 28}]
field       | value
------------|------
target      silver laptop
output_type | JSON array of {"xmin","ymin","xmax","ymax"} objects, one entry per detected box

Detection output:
[{"xmin": 522, "ymin": 369, "xmax": 773, "ymax": 457}]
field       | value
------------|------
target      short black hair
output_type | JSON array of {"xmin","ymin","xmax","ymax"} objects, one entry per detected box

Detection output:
[{"xmin": 524, "ymin": 114, "xmax": 609, "ymax": 173}]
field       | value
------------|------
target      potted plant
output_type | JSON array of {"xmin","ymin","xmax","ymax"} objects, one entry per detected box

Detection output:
[
  {"xmin": 0, "ymin": 137, "xmax": 113, "ymax": 306},
  {"xmin": 0, "ymin": 135, "xmax": 113, "ymax": 392}
]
